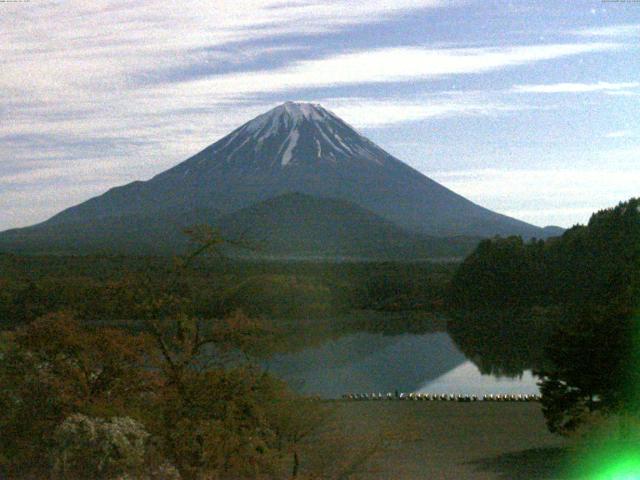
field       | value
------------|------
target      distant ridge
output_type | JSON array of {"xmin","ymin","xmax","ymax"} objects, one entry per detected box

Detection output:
[
  {"xmin": 0, "ymin": 192, "xmax": 481, "ymax": 259},
  {"xmin": 0, "ymin": 102, "xmax": 560, "ymax": 256},
  {"xmin": 215, "ymin": 192, "xmax": 482, "ymax": 259}
]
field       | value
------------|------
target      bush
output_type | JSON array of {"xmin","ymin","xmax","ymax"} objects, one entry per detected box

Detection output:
[{"xmin": 51, "ymin": 414, "xmax": 152, "ymax": 480}]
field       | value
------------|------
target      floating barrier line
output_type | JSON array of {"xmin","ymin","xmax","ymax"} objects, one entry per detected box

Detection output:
[{"xmin": 341, "ymin": 393, "xmax": 542, "ymax": 402}]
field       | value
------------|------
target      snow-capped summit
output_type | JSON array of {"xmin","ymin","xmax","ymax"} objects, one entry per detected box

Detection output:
[
  {"xmin": 31, "ymin": 101, "xmax": 549, "ymax": 239},
  {"xmin": 275, "ymin": 101, "xmax": 331, "ymax": 122},
  {"xmin": 243, "ymin": 102, "xmax": 330, "ymax": 135},
  {"xmin": 192, "ymin": 101, "xmax": 386, "ymax": 168}
]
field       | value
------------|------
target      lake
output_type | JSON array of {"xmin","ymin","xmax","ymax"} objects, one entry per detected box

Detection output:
[{"xmin": 263, "ymin": 331, "xmax": 539, "ymax": 398}]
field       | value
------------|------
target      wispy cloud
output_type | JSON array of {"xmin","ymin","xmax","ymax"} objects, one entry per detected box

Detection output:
[
  {"xmin": 605, "ymin": 130, "xmax": 636, "ymax": 139},
  {"xmin": 0, "ymin": 183, "xmax": 117, "ymax": 231},
  {"xmin": 512, "ymin": 81, "xmax": 640, "ymax": 93},
  {"xmin": 431, "ymin": 166, "xmax": 640, "ymax": 227},
  {"xmin": 604, "ymin": 90, "xmax": 640, "ymax": 97},
  {"xmin": 573, "ymin": 24, "xmax": 640, "ymax": 37},
  {"xmin": 3, "ymin": 41, "xmax": 619, "ymax": 141},
  {"xmin": 324, "ymin": 94, "xmax": 530, "ymax": 128},
  {"xmin": 170, "ymin": 43, "xmax": 619, "ymax": 100},
  {"xmin": 1, "ymin": 0, "xmax": 459, "ymax": 95}
]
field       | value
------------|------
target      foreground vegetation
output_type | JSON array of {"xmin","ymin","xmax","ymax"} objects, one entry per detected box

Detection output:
[
  {"xmin": 0, "ymin": 232, "xmax": 455, "ymax": 479},
  {"xmin": 0, "ymin": 317, "xmax": 568, "ymax": 479}
]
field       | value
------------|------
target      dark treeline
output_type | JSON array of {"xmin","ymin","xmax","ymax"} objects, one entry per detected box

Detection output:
[
  {"xmin": 444, "ymin": 234, "xmax": 558, "ymax": 376},
  {"xmin": 447, "ymin": 199, "xmax": 639, "ymax": 312},
  {"xmin": 446, "ymin": 198, "xmax": 640, "ymax": 433},
  {"xmin": 0, "ymin": 253, "xmax": 453, "ymax": 368},
  {"xmin": 0, "ymin": 255, "xmax": 454, "ymax": 331}
]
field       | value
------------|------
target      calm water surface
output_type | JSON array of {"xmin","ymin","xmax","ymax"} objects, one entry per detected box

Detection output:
[{"xmin": 264, "ymin": 331, "xmax": 539, "ymax": 398}]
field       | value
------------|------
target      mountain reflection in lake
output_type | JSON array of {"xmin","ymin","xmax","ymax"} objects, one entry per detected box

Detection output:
[
  {"xmin": 417, "ymin": 362, "xmax": 539, "ymax": 395},
  {"xmin": 262, "ymin": 331, "xmax": 540, "ymax": 398}
]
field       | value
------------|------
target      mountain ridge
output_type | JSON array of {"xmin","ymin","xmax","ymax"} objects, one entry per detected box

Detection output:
[
  {"xmin": 0, "ymin": 192, "xmax": 482, "ymax": 259},
  {"xmin": 0, "ymin": 101, "xmax": 561, "ymax": 256},
  {"xmin": 215, "ymin": 192, "xmax": 482, "ymax": 259}
]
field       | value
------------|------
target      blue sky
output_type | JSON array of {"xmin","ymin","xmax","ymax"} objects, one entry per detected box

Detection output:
[{"xmin": 1, "ymin": 0, "xmax": 639, "ymax": 230}]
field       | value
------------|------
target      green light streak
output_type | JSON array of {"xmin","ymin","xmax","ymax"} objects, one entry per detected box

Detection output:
[
  {"xmin": 570, "ymin": 446, "xmax": 640, "ymax": 480},
  {"xmin": 568, "ymin": 307, "xmax": 640, "ymax": 480}
]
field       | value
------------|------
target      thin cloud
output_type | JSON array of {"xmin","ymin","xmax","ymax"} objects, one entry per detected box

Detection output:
[
  {"xmin": 605, "ymin": 90, "xmax": 640, "ymax": 97},
  {"xmin": 605, "ymin": 130, "xmax": 635, "ymax": 139},
  {"xmin": 1, "ymin": 0, "xmax": 460, "ymax": 94},
  {"xmin": 431, "ymin": 167, "xmax": 640, "ymax": 227},
  {"xmin": 512, "ymin": 81, "xmax": 640, "ymax": 93},
  {"xmin": 3, "ymin": 40, "xmax": 618, "ymax": 149},
  {"xmin": 171, "ymin": 43, "xmax": 620, "ymax": 99},
  {"xmin": 323, "ymin": 95, "xmax": 530, "ymax": 128},
  {"xmin": 573, "ymin": 24, "xmax": 640, "ymax": 37},
  {"xmin": 0, "ymin": 183, "xmax": 117, "ymax": 231}
]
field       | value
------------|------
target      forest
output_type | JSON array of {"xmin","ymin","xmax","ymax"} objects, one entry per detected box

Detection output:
[
  {"xmin": 0, "ymin": 254, "xmax": 454, "ymax": 329},
  {"xmin": 447, "ymin": 198, "xmax": 640, "ymax": 433}
]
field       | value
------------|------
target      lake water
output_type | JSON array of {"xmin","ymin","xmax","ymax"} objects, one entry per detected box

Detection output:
[
  {"xmin": 417, "ymin": 361, "xmax": 539, "ymax": 395},
  {"xmin": 264, "ymin": 331, "xmax": 539, "ymax": 398}
]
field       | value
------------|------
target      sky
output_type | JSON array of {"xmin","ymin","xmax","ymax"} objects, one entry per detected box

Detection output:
[{"xmin": 1, "ymin": 0, "xmax": 639, "ymax": 231}]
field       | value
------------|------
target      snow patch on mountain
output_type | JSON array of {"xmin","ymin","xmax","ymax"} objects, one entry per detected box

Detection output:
[
  {"xmin": 281, "ymin": 128, "xmax": 300, "ymax": 166},
  {"xmin": 227, "ymin": 135, "xmax": 252, "ymax": 160},
  {"xmin": 200, "ymin": 101, "xmax": 391, "ymax": 169},
  {"xmin": 243, "ymin": 101, "xmax": 325, "ymax": 137},
  {"xmin": 283, "ymin": 101, "xmax": 327, "ymax": 121}
]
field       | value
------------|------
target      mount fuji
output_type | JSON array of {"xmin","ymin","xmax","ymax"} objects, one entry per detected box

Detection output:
[{"xmin": 0, "ymin": 102, "xmax": 559, "ymax": 256}]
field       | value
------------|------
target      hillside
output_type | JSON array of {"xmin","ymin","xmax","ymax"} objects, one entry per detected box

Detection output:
[{"xmin": 0, "ymin": 192, "xmax": 481, "ymax": 259}]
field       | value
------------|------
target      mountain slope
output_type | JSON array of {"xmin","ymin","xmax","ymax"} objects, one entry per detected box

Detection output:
[
  {"xmin": 0, "ymin": 192, "xmax": 480, "ymax": 258},
  {"xmin": 216, "ymin": 192, "xmax": 481, "ymax": 259},
  {"xmin": 0, "ymin": 101, "xmax": 557, "ymax": 255},
  {"xmin": 36, "ymin": 102, "xmax": 546, "ymax": 237}
]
